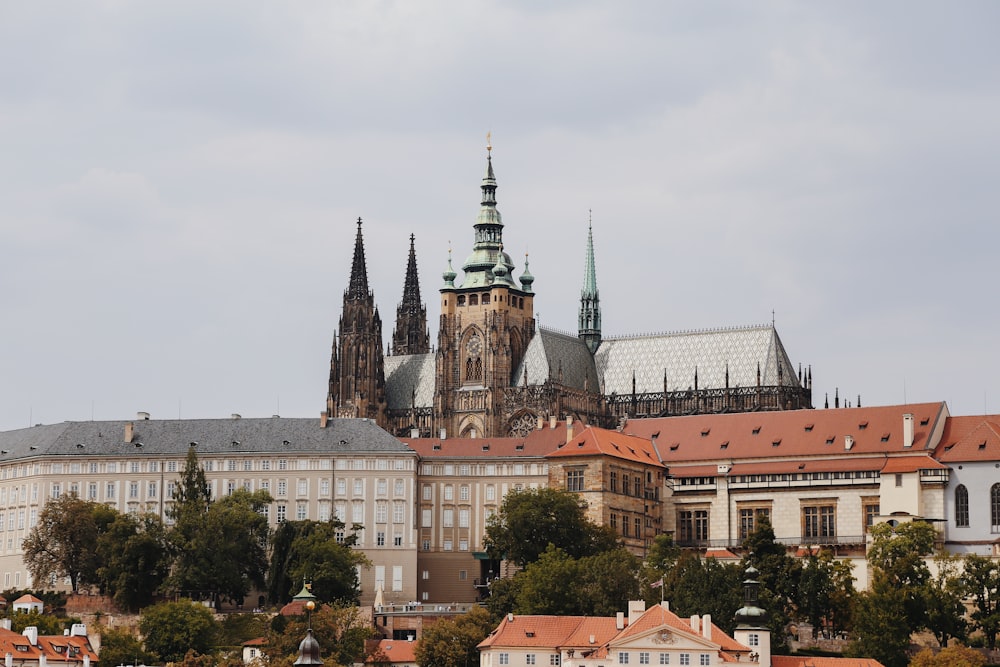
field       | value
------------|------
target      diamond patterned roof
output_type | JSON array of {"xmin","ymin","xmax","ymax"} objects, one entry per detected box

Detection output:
[
  {"xmin": 385, "ymin": 353, "xmax": 436, "ymax": 410},
  {"xmin": 514, "ymin": 328, "xmax": 600, "ymax": 392},
  {"xmin": 594, "ymin": 324, "xmax": 801, "ymax": 395}
]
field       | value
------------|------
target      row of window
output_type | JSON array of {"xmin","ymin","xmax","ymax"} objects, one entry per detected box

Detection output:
[
  {"xmin": 420, "ymin": 463, "xmax": 545, "ymax": 476},
  {"xmin": 495, "ymin": 653, "xmax": 710, "ymax": 666},
  {"xmin": 422, "ymin": 483, "xmax": 477, "ymax": 501},
  {"xmin": 676, "ymin": 504, "xmax": 869, "ymax": 542},
  {"xmin": 609, "ymin": 513, "xmax": 647, "ymax": 539},
  {"xmin": 954, "ymin": 483, "xmax": 1000, "ymax": 530},
  {"xmin": 455, "ymin": 293, "xmax": 526, "ymax": 308}
]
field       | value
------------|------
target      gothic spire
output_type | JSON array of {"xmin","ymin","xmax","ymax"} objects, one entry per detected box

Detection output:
[
  {"xmin": 578, "ymin": 213, "xmax": 602, "ymax": 355},
  {"xmin": 347, "ymin": 217, "xmax": 370, "ymax": 300},
  {"xmin": 392, "ymin": 234, "xmax": 430, "ymax": 355},
  {"xmin": 460, "ymin": 138, "xmax": 516, "ymax": 288}
]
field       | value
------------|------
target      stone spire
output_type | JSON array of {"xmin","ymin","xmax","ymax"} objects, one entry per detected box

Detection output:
[
  {"xmin": 347, "ymin": 217, "xmax": 370, "ymax": 300},
  {"xmin": 392, "ymin": 234, "xmax": 430, "ymax": 355},
  {"xmin": 460, "ymin": 140, "xmax": 516, "ymax": 288},
  {"xmin": 578, "ymin": 215, "xmax": 602, "ymax": 354}
]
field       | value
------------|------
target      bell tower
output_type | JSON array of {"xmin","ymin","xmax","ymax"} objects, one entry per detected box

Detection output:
[{"xmin": 436, "ymin": 139, "xmax": 535, "ymax": 438}]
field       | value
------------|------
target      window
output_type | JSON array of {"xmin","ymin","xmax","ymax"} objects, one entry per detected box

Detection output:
[
  {"xmin": 443, "ymin": 539, "xmax": 453, "ymax": 551},
  {"xmin": 394, "ymin": 533, "xmax": 402, "ymax": 546},
  {"xmin": 392, "ymin": 565, "xmax": 402, "ymax": 591},
  {"xmin": 486, "ymin": 485, "xmax": 496, "ymax": 501},
  {"xmin": 622, "ymin": 474, "xmax": 630, "ymax": 496},
  {"xmin": 499, "ymin": 654, "xmax": 509, "ymax": 665},
  {"xmin": 227, "ymin": 481, "xmax": 236, "ymax": 496},
  {"xmin": 864, "ymin": 501, "xmax": 880, "ymax": 531},
  {"xmin": 227, "ymin": 460, "xmax": 237, "ymax": 472},
  {"xmin": 422, "ymin": 509, "xmax": 433, "ymax": 527},
  {"xmin": 354, "ymin": 479, "xmax": 363, "ymax": 496},
  {"xmin": 443, "ymin": 509, "xmax": 454, "ymax": 527},
  {"xmin": 895, "ymin": 473, "xmax": 903, "ymax": 487},
  {"xmin": 610, "ymin": 470, "xmax": 618, "ymax": 492},
  {"xmin": 550, "ymin": 655, "xmax": 561, "ymax": 666},
  {"xmin": 747, "ymin": 633, "xmax": 759, "ymax": 647},
  {"xmin": 337, "ymin": 479, "xmax": 347, "ymax": 495},
  {"xmin": 88, "ymin": 483, "xmax": 97, "ymax": 500},
  {"xmin": 659, "ymin": 654, "xmax": 670, "ymax": 665},
  {"xmin": 444, "ymin": 485, "xmax": 454, "ymax": 501},
  {"xmin": 261, "ymin": 460, "xmax": 271, "ymax": 471},
  {"xmin": 278, "ymin": 459, "xmax": 288, "ymax": 470},
  {"xmin": 277, "ymin": 481, "xmax": 287, "ymax": 496},
  {"xmin": 376, "ymin": 502, "xmax": 388, "ymax": 523},
  {"xmin": 393, "ymin": 502, "xmax": 405, "ymax": 524},
  {"xmin": 679, "ymin": 655, "xmax": 690, "ymax": 667},
  {"xmin": 634, "ymin": 517, "xmax": 641, "ymax": 538},
  {"xmin": 526, "ymin": 655, "xmax": 536, "ymax": 665},
  {"xmin": 610, "ymin": 513, "xmax": 618, "ymax": 530},
  {"xmin": 640, "ymin": 653, "xmax": 650, "ymax": 665},
  {"xmin": 377, "ymin": 479, "xmax": 387, "ymax": 496},
  {"xmin": 678, "ymin": 509, "xmax": 709, "ymax": 543},
  {"xmin": 352, "ymin": 502, "xmax": 364, "ymax": 523},
  {"xmin": 51, "ymin": 484, "xmax": 61, "ymax": 499},
  {"xmin": 459, "ymin": 508, "xmax": 470, "ymax": 528},
  {"xmin": 566, "ymin": 469, "xmax": 584, "ymax": 492},
  {"xmin": 739, "ymin": 507, "xmax": 771, "ymax": 540},
  {"xmin": 320, "ymin": 479, "xmax": 330, "ymax": 495},
  {"xmin": 992, "ymin": 484, "xmax": 1000, "ymax": 532},
  {"xmin": 148, "ymin": 481, "xmax": 157, "ymax": 498},
  {"xmin": 699, "ymin": 655, "xmax": 710, "ymax": 666},
  {"xmin": 423, "ymin": 485, "xmax": 432, "ymax": 500},
  {"xmin": 377, "ymin": 532, "xmax": 386, "ymax": 546},
  {"xmin": 244, "ymin": 459, "xmax": 253, "ymax": 471},
  {"xmin": 297, "ymin": 480, "xmax": 308, "ymax": 496},
  {"xmin": 276, "ymin": 505, "xmax": 287, "ymax": 523},
  {"xmin": 395, "ymin": 479, "xmax": 405, "ymax": 496},
  {"xmin": 635, "ymin": 477, "xmax": 641, "ymax": 496},
  {"xmin": 460, "ymin": 485, "xmax": 470, "ymax": 501},
  {"xmin": 619, "ymin": 652, "xmax": 630, "ymax": 664},
  {"xmin": 956, "ymin": 485, "xmax": 970, "ymax": 527},
  {"xmin": 803, "ymin": 505, "xmax": 836, "ymax": 539}
]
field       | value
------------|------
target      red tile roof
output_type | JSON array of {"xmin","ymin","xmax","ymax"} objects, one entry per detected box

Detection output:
[
  {"xmin": 366, "ymin": 638, "xmax": 417, "ymax": 664},
  {"xmin": 479, "ymin": 615, "xmax": 620, "ymax": 649},
  {"xmin": 772, "ymin": 656, "xmax": 885, "ymax": 667},
  {"xmin": 935, "ymin": 416, "xmax": 1000, "ymax": 462},
  {"xmin": 623, "ymin": 403, "xmax": 946, "ymax": 463},
  {"xmin": 402, "ymin": 435, "xmax": 553, "ymax": 458},
  {"xmin": 547, "ymin": 426, "xmax": 665, "ymax": 468},
  {"xmin": 879, "ymin": 455, "xmax": 948, "ymax": 473}
]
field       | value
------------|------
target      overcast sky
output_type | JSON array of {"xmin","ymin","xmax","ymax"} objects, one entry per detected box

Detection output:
[{"xmin": 1, "ymin": 2, "xmax": 998, "ymax": 431}]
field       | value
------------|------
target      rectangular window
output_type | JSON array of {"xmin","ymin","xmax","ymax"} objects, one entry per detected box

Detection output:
[
  {"xmin": 659, "ymin": 654, "xmax": 670, "ymax": 665},
  {"xmin": 352, "ymin": 502, "xmax": 364, "ymax": 523},
  {"xmin": 640, "ymin": 653, "xmax": 650, "ymax": 665},
  {"xmin": 566, "ymin": 469, "xmax": 585, "ymax": 492},
  {"xmin": 276, "ymin": 505, "xmax": 287, "ymax": 523},
  {"xmin": 261, "ymin": 460, "xmax": 271, "ymax": 471},
  {"xmin": 393, "ymin": 502, "xmax": 405, "ymax": 524},
  {"xmin": 394, "ymin": 533, "xmax": 402, "ymax": 546},
  {"xmin": 422, "ymin": 509, "xmax": 433, "ymax": 527},
  {"xmin": 278, "ymin": 459, "xmax": 288, "ymax": 470},
  {"xmin": 376, "ymin": 502, "xmax": 388, "ymax": 523},
  {"xmin": 337, "ymin": 479, "xmax": 347, "ymax": 495},
  {"xmin": 277, "ymin": 481, "xmax": 287, "ymax": 496},
  {"xmin": 460, "ymin": 485, "xmax": 470, "ymax": 501},
  {"xmin": 865, "ymin": 502, "xmax": 881, "ymax": 532},
  {"xmin": 297, "ymin": 503, "xmax": 307, "ymax": 520},
  {"xmin": 443, "ymin": 539, "xmax": 453, "ymax": 551},
  {"xmin": 297, "ymin": 480, "xmax": 308, "ymax": 496},
  {"xmin": 635, "ymin": 517, "xmax": 641, "ymax": 538},
  {"xmin": 377, "ymin": 479, "xmax": 387, "ymax": 496},
  {"xmin": 444, "ymin": 485, "xmax": 454, "ymax": 501},
  {"xmin": 486, "ymin": 485, "xmax": 496, "ymax": 501},
  {"xmin": 392, "ymin": 565, "xmax": 402, "ymax": 591},
  {"xmin": 526, "ymin": 656, "xmax": 536, "ymax": 666},
  {"xmin": 678, "ymin": 509, "xmax": 709, "ymax": 543},
  {"xmin": 88, "ymin": 483, "xmax": 98, "ymax": 500},
  {"xmin": 679, "ymin": 655, "xmax": 690, "ymax": 667},
  {"xmin": 227, "ymin": 481, "xmax": 236, "ymax": 496},
  {"xmin": 738, "ymin": 507, "xmax": 771, "ymax": 540},
  {"xmin": 803, "ymin": 505, "xmax": 836, "ymax": 539},
  {"xmin": 395, "ymin": 479, "xmax": 405, "ymax": 496},
  {"xmin": 353, "ymin": 479, "xmax": 363, "ymax": 496},
  {"xmin": 443, "ymin": 509, "xmax": 454, "ymax": 527},
  {"xmin": 227, "ymin": 460, "xmax": 237, "ymax": 472},
  {"xmin": 619, "ymin": 652, "xmax": 630, "ymax": 665},
  {"xmin": 499, "ymin": 654, "xmax": 509, "ymax": 666},
  {"xmin": 244, "ymin": 460, "xmax": 253, "ymax": 471},
  {"xmin": 748, "ymin": 633, "xmax": 759, "ymax": 647},
  {"xmin": 699, "ymin": 655, "xmax": 710, "ymax": 666},
  {"xmin": 459, "ymin": 508, "xmax": 470, "ymax": 528},
  {"xmin": 423, "ymin": 485, "xmax": 432, "ymax": 500},
  {"xmin": 377, "ymin": 531, "xmax": 386, "ymax": 546},
  {"xmin": 148, "ymin": 482, "xmax": 157, "ymax": 498},
  {"xmin": 550, "ymin": 655, "xmax": 561, "ymax": 666}
]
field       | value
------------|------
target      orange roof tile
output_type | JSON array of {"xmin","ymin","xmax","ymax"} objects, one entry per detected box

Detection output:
[
  {"xmin": 479, "ymin": 615, "xmax": 619, "ymax": 650},
  {"xmin": 772, "ymin": 656, "xmax": 885, "ymax": 667},
  {"xmin": 402, "ymin": 435, "xmax": 553, "ymax": 458},
  {"xmin": 935, "ymin": 416, "xmax": 1000, "ymax": 462},
  {"xmin": 547, "ymin": 426, "xmax": 665, "ymax": 468},
  {"xmin": 879, "ymin": 455, "xmax": 948, "ymax": 473},
  {"xmin": 623, "ymin": 403, "xmax": 946, "ymax": 463},
  {"xmin": 366, "ymin": 638, "xmax": 418, "ymax": 664}
]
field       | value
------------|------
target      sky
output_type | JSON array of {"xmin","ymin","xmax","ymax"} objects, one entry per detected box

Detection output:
[{"xmin": 1, "ymin": 2, "xmax": 998, "ymax": 431}]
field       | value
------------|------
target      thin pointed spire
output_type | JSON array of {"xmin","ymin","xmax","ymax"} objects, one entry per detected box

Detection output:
[
  {"xmin": 392, "ymin": 236, "xmax": 430, "ymax": 356},
  {"xmin": 347, "ymin": 217, "xmax": 370, "ymax": 300},
  {"xmin": 578, "ymin": 212, "xmax": 602, "ymax": 354}
]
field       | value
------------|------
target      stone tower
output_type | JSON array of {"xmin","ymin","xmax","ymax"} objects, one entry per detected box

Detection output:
[
  {"xmin": 435, "ymin": 143, "xmax": 536, "ymax": 437},
  {"xmin": 391, "ymin": 234, "xmax": 430, "ymax": 355},
  {"xmin": 326, "ymin": 218, "xmax": 387, "ymax": 422}
]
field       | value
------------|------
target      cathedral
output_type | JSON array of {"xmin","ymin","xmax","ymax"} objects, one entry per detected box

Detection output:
[{"xmin": 325, "ymin": 145, "xmax": 813, "ymax": 438}]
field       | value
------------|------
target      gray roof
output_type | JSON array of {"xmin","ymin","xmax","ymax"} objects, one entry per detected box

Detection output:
[
  {"xmin": 594, "ymin": 324, "xmax": 801, "ymax": 396},
  {"xmin": 514, "ymin": 328, "xmax": 601, "ymax": 392},
  {"xmin": 385, "ymin": 353, "xmax": 437, "ymax": 410},
  {"xmin": 0, "ymin": 417, "xmax": 413, "ymax": 463}
]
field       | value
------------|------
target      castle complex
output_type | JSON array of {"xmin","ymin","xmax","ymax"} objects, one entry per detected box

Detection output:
[{"xmin": 325, "ymin": 145, "xmax": 813, "ymax": 439}]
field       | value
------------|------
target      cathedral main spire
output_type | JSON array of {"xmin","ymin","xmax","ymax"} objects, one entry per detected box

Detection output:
[
  {"xmin": 347, "ymin": 217, "xmax": 370, "ymax": 300},
  {"xmin": 578, "ymin": 214, "xmax": 602, "ymax": 354},
  {"xmin": 460, "ymin": 139, "xmax": 516, "ymax": 289},
  {"xmin": 392, "ymin": 234, "xmax": 430, "ymax": 355}
]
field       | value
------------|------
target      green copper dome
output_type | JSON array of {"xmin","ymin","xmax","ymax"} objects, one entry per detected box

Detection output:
[{"xmin": 460, "ymin": 148, "xmax": 517, "ymax": 289}]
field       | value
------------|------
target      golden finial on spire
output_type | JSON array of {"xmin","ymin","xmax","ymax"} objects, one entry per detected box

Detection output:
[{"xmin": 486, "ymin": 131, "xmax": 492, "ymax": 155}]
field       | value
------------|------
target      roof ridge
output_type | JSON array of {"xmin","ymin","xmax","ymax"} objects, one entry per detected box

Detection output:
[{"xmin": 604, "ymin": 323, "xmax": 772, "ymax": 340}]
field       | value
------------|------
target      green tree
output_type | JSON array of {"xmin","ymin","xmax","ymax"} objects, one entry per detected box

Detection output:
[
  {"xmin": 167, "ymin": 447, "xmax": 272, "ymax": 605},
  {"xmin": 483, "ymin": 487, "xmax": 618, "ymax": 566},
  {"xmin": 96, "ymin": 512, "xmax": 170, "ymax": 611},
  {"xmin": 483, "ymin": 575, "xmax": 523, "ymax": 622},
  {"xmin": 95, "ymin": 626, "xmax": 156, "ymax": 667},
  {"xmin": 797, "ymin": 549, "xmax": 855, "ymax": 638},
  {"xmin": 6, "ymin": 609, "xmax": 69, "ymax": 635},
  {"xmin": 267, "ymin": 520, "xmax": 368, "ymax": 605},
  {"xmin": 846, "ymin": 588, "xmax": 912, "ymax": 667},
  {"xmin": 741, "ymin": 517, "xmax": 801, "ymax": 650},
  {"xmin": 415, "ymin": 605, "xmax": 494, "ymax": 667},
  {"xmin": 640, "ymin": 534, "xmax": 680, "ymax": 603},
  {"xmin": 139, "ymin": 599, "xmax": 219, "ymax": 664},
  {"xmin": 924, "ymin": 552, "xmax": 968, "ymax": 647},
  {"xmin": 264, "ymin": 604, "xmax": 373, "ymax": 667},
  {"xmin": 963, "ymin": 554, "xmax": 1000, "ymax": 650},
  {"xmin": 22, "ymin": 494, "xmax": 115, "ymax": 592},
  {"xmin": 662, "ymin": 552, "xmax": 742, "ymax": 635},
  {"xmin": 910, "ymin": 645, "xmax": 986, "ymax": 667}
]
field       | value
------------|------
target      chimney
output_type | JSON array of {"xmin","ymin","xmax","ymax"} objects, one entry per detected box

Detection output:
[
  {"xmin": 537, "ymin": 415, "xmax": 544, "ymax": 430},
  {"xmin": 23, "ymin": 627, "xmax": 38, "ymax": 646},
  {"xmin": 410, "ymin": 428, "xmax": 420, "ymax": 439},
  {"xmin": 231, "ymin": 413, "xmax": 241, "ymax": 420},
  {"xmin": 903, "ymin": 413, "xmax": 914, "ymax": 448},
  {"xmin": 660, "ymin": 600, "xmax": 670, "ymax": 611},
  {"xmin": 137, "ymin": 411, "xmax": 150, "ymax": 420},
  {"xmin": 0, "ymin": 619, "xmax": 9, "ymax": 631},
  {"xmin": 588, "ymin": 635, "xmax": 596, "ymax": 645},
  {"xmin": 320, "ymin": 412, "xmax": 328, "ymax": 428},
  {"xmin": 550, "ymin": 415, "xmax": 557, "ymax": 429},
  {"xmin": 616, "ymin": 612, "xmax": 625, "ymax": 630},
  {"xmin": 470, "ymin": 428, "xmax": 477, "ymax": 439},
  {"xmin": 5, "ymin": 652, "xmax": 11, "ymax": 667},
  {"xmin": 507, "ymin": 613, "xmax": 513, "ymax": 622},
  {"xmin": 566, "ymin": 416, "xmax": 574, "ymax": 441},
  {"xmin": 124, "ymin": 422, "xmax": 134, "ymax": 444},
  {"xmin": 701, "ymin": 615, "xmax": 712, "ymax": 639},
  {"xmin": 690, "ymin": 615, "xmax": 699, "ymax": 633},
  {"xmin": 628, "ymin": 600, "xmax": 646, "ymax": 625},
  {"xmin": 70, "ymin": 624, "xmax": 87, "ymax": 637},
  {"xmin": 844, "ymin": 435, "xmax": 854, "ymax": 451},
  {"xmin": 439, "ymin": 428, "xmax": 447, "ymax": 440}
]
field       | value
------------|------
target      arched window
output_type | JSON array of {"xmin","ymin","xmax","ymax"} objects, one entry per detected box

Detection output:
[
  {"xmin": 955, "ymin": 484, "xmax": 969, "ymax": 527},
  {"xmin": 992, "ymin": 484, "xmax": 1000, "ymax": 532}
]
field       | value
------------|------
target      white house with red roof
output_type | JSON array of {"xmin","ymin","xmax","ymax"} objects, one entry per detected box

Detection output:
[
  {"xmin": 935, "ymin": 414, "xmax": 1000, "ymax": 554},
  {"xmin": 0, "ymin": 624, "xmax": 98, "ymax": 667}
]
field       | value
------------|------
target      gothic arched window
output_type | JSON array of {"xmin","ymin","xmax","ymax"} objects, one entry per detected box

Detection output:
[
  {"xmin": 955, "ymin": 484, "xmax": 969, "ymax": 527},
  {"xmin": 992, "ymin": 484, "xmax": 1000, "ymax": 531}
]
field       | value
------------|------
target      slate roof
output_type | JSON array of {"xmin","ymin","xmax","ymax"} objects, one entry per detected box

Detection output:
[
  {"xmin": 0, "ymin": 417, "xmax": 413, "ymax": 462},
  {"xmin": 385, "ymin": 353, "xmax": 436, "ymax": 410},
  {"xmin": 595, "ymin": 324, "xmax": 801, "ymax": 395},
  {"xmin": 514, "ymin": 328, "xmax": 601, "ymax": 391}
]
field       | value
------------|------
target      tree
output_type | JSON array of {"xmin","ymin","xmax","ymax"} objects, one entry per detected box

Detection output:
[
  {"xmin": 924, "ymin": 552, "xmax": 968, "ymax": 647},
  {"xmin": 95, "ymin": 626, "xmax": 157, "ymax": 667},
  {"xmin": 741, "ymin": 517, "xmax": 802, "ymax": 650},
  {"xmin": 96, "ymin": 512, "xmax": 170, "ymax": 611},
  {"xmin": 415, "ymin": 605, "xmax": 494, "ymax": 667},
  {"xmin": 264, "ymin": 604, "xmax": 373, "ymax": 667},
  {"xmin": 267, "ymin": 520, "xmax": 368, "ymax": 605},
  {"xmin": 167, "ymin": 447, "xmax": 273, "ymax": 605},
  {"xmin": 483, "ymin": 487, "xmax": 618, "ymax": 566},
  {"xmin": 662, "ymin": 552, "xmax": 742, "ymax": 634},
  {"xmin": 797, "ymin": 549, "xmax": 855, "ymax": 639},
  {"xmin": 910, "ymin": 645, "xmax": 986, "ymax": 667},
  {"xmin": 846, "ymin": 588, "xmax": 912, "ymax": 667},
  {"xmin": 640, "ymin": 533, "xmax": 680, "ymax": 602},
  {"xmin": 23, "ymin": 494, "xmax": 113, "ymax": 592},
  {"xmin": 963, "ymin": 554, "xmax": 1000, "ymax": 650},
  {"xmin": 139, "ymin": 599, "xmax": 219, "ymax": 664},
  {"xmin": 6, "ymin": 609, "xmax": 69, "ymax": 635}
]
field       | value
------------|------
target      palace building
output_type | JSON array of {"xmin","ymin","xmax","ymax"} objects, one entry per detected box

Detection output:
[{"xmin": 324, "ymin": 145, "xmax": 813, "ymax": 440}]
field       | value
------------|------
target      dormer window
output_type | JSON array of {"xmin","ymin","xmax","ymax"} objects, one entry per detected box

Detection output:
[{"xmin": 752, "ymin": 426, "xmax": 761, "ymax": 435}]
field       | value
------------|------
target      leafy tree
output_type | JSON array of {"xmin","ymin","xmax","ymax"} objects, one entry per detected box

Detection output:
[
  {"xmin": 640, "ymin": 534, "xmax": 681, "ymax": 602},
  {"xmin": 797, "ymin": 549, "xmax": 855, "ymax": 638},
  {"xmin": 483, "ymin": 575, "xmax": 523, "ymax": 622},
  {"xmin": 6, "ymin": 609, "xmax": 69, "ymax": 635},
  {"xmin": 167, "ymin": 446, "xmax": 272, "ymax": 605},
  {"xmin": 662, "ymin": 552, "xmax": 742, "ymax": 634},
  {"xmin": 924, "ymin": 552, "xmax": 968, "ymax": 647},
  {"xmin": 139, "ymin": 599, "xmax": 219, "ymax": 664},
  {"xmin": 846, "ymin": 588, "xmax": 911, "ymax": 667},
  {"xmin": 963, "ymin": 554, "xmax": 1000, "ymax": 650},
  {"xmin": 415, "ymin": 605, "xmax": 494, "ymax": 667},
  {"xmin": 741, "ymin": 517, "xmax": 801, "ymax": 650},
  {"xmin": 264, "ymin": 604, "xmax": 373, "ymax": 667},
  {"xmin": 910, "ymin": 645, "xmax": 986, "ymax": 667},
  {"xmin": 96, "ymin": 512, "xmax": 170, "ymax": 611},
  {"xmin": 95, "ymin": 626, "xmax": 157, "ymax": 667},
  {"xmin": 578, "ymin": 547, "xmax": 641, "ymax": 616},
  {"xmin": 267, "ymin": 520, "xmax": 368, "ymax": 605},
  {"xmin": 483, "ymin": 487, "xmax": 618, "ymax": 566},
  {"xmin": 22, "ymin": 494, "xmax": 114, "ymax": 592},
  {"xmin": 217, "ymin": 612, "xmax": 271, "ymax": 650}
]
